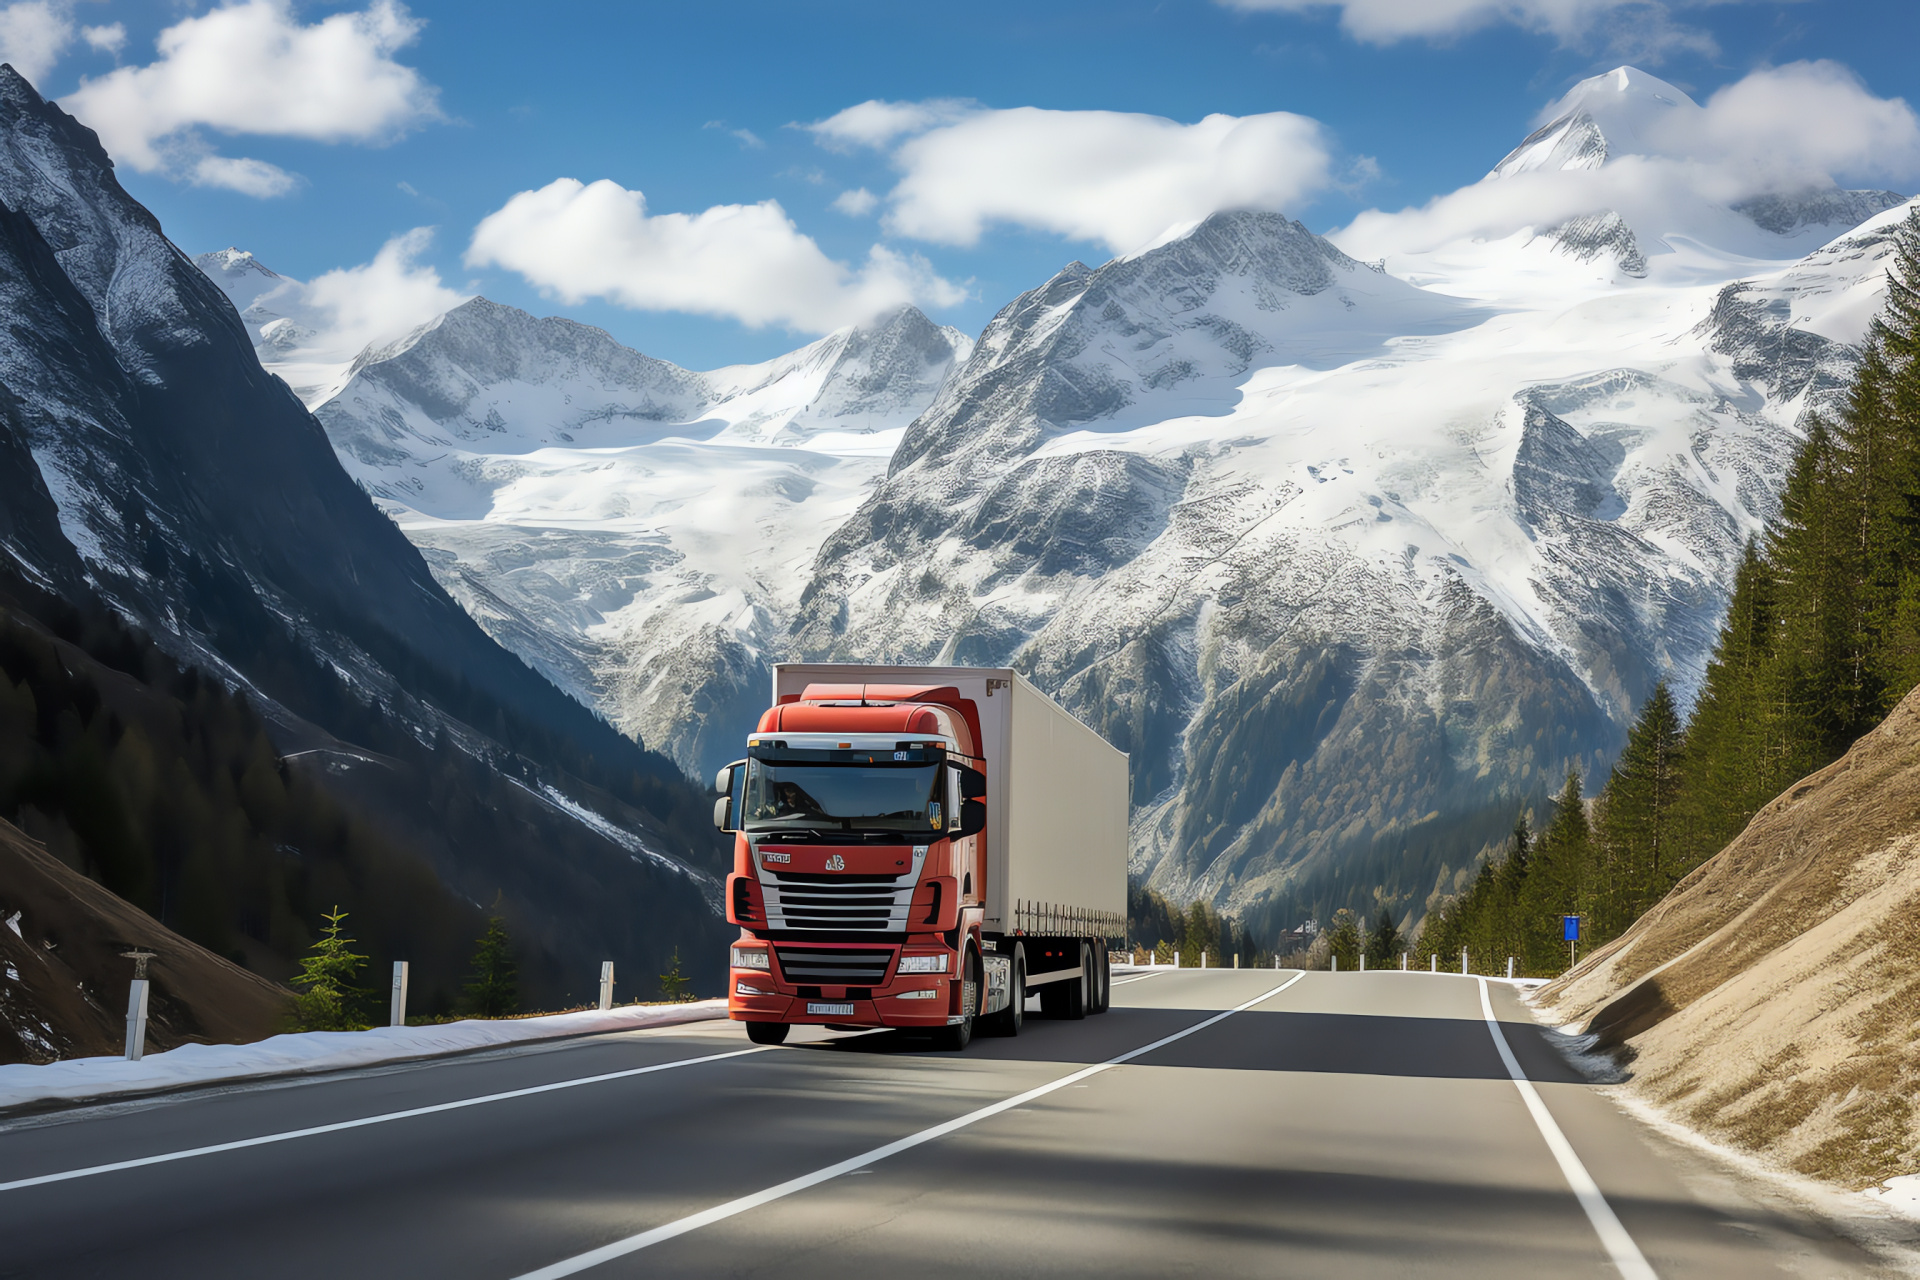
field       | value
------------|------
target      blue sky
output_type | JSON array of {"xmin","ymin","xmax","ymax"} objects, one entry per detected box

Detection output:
[{"xmin": 11, "ymin": 0, "xmax": 1920, "ymax": 369}]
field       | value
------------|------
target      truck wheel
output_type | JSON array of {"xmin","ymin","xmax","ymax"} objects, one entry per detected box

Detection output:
[
  {"xmin": 745, "ymin": 1021, "xmax": 789, "ymax": 1046},
  {"xmin": 1091, "ymin": 947, "xmax": 1111, "ymax": 1014},
  {"xmin": 984, "ymin": 949, "xmax": 1024, "ymax": 1037},
  {"xmin": 932, "ymin": 949, "xmax": 979, "ymax": 1051}
]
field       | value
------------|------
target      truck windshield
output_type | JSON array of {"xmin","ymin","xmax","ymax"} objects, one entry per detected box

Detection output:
[{"xmin": 743, "ymin": 759, "xmax": 943, "ymax": 835}]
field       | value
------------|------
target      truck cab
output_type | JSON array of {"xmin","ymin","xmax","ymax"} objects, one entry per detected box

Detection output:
[{"xmin": 715, "ymin": 669, "xmax": 1125, "ymax": 1051}]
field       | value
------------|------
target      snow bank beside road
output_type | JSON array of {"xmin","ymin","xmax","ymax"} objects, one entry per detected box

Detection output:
[{"xmin": 0, "ymin": 1000, "xmax": 727, "ymax": 1112}]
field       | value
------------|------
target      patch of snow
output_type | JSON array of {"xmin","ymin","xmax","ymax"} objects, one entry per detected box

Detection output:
[{"xmin": 0, "ymin": 999, "xmax": 727, "ymax": 1112}]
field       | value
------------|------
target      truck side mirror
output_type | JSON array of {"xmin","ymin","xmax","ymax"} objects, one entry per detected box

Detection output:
[
  {"xmin": 957, "ymin": 798, "xmax": 986, "ymax": 838},
  {"xmin": 957, "ymin": 767, "xmax": 986, "ymax": 799},
  {"xmin": 713, "ymin": 760, "xmax": 745, "ymax": 832}
]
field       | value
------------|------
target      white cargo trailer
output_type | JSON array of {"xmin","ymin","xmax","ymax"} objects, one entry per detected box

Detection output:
[{"xmin": 772, "ymin": 664, "xmax": 1129, "ymax": 932}]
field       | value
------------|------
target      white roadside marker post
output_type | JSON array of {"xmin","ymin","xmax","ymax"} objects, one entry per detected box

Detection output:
[
  {"xmin": 1331, "ymin": 955, "xmax": 1338, "ymax": 972},
  {"xmin": 1174, "ymin": 949, "xmax": 1180, "ymax": 968},
  {"xmin": 599, "ymin": 961, "xmax": 615, "ymax": 1012},
  {"xmin": 1201, "ymin": 949, "xmax": 1207, "ymax": 969},
  {"xmin": 1234, "ymin": 954, "xmax": 1239, "ymax": 970},
  {"xmin": 121, "ymin": 949, "xmax": 156, "ymax": 1061},
  {"xmin": 1461, "ymin": 947, "xmax": 1469, "ymax": 975},
  {"xmin": 1507, "ymin": 956, "xmax": 1515, "ymax": 980},
  {"xmin": 1430, "ymin": 954, "xmax": 1437, "ymax": 973},
  {"xmin": 390, "ymin": 961, "xmax": 409, "ymax": 1027},
  {"xmin": 1401, "ymin": 952, "xmax": 1408, "ymax": 971},
  {"xmin": 1359, "ymin": 953, "xmax": 1366, "ymax": 973}
]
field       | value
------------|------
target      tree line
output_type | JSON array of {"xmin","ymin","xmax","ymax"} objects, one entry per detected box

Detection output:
[{"xmin": 1419, "ymin": 208, "xmax": 1920, "ymax": 974}]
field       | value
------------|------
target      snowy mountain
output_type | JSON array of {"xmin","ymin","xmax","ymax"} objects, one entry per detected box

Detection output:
[
  {"xmin": 0, "ymin": 66, "xmax": 726, "ymax": 995},
  {"xmin": 254, "ymin": 295, "xmax": 972, "ymax": 773},
  {"xmin": 784, "ymin": 74, "xmax": 1912, "ymax": 933},
  {"xmin": 203, "ymin": 65, "xmax": 1913, "ymax": 941}
]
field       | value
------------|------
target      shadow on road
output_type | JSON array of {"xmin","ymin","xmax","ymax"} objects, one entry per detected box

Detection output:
[{"xmin": 797, "ymin": 1005, "xmax": 1594, "ymax": 1084}]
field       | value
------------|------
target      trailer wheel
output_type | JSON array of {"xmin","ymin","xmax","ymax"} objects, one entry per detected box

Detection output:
[
  {"xmin": 1042, "ymin": 943, "xmax": 1089, "ymax": 1020},
  {"xmin": 1091, "ymin": 947, "xmax": 1111, "ymax": 1014},
  {"xmin": 932, "ymin": 948, "xmax": 979, "ymax": 1051},
  {"xmin": 745, "ymin": 1021, "xmax": 789, "ymax": 1046},
  {"xmin": 983, "ymin": 946, "xmax": 1024, "ymax": 1037}
]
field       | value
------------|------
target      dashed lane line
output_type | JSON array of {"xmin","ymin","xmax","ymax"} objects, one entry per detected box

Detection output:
[{"xmin": 512, "ymin": 970, "xmax": 1311, "ymax": 1279}]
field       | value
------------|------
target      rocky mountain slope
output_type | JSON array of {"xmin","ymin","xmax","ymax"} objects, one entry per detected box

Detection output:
[
  {"xmin": 1537, "ymin": 684, "xmax": 1920, "ymax": 1191},
  {"xmin": 210, "ymin": 65, "xmax": 1912, "ymax": 943},
  {"xmin": 0, "ymin": 817, "xmax": 290, "ymax": 1065},
  {"xmin": 0, "ymin": 65, "xmax": 726, "ymax": 1001}
]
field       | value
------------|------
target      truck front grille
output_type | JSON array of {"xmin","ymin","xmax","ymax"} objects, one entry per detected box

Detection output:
[
  {"xmin": 761, "ymin": 870, "xmax": 916, "ymax": 932},
  {"xmin": 774, "ymin": 947, "xmax": 894, "ymax": 986}
]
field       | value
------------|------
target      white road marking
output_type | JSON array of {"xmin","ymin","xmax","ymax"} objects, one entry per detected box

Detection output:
[
  {"xmin": 513, "ymin": 970, "xmax": 1309, "ymax": 1279},
  {"xmin": 0, "ymin": 1047, "xmax": 768, "ymax": 1193},
  {"xmin": 1477, "ymin": 978, "xmax": 1657, "ymax": 1280},
  {"xmin": 1110, "ymin": 970, "xmax": 1172, "ymax": 986}
]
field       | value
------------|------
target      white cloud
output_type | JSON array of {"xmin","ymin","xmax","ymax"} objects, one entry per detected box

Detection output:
[
  {"xmin": 80, "ymin": 22, "xmax": 124, "ymax": 56},
  {"xmin": 1679, "ymin": 61, "xmax": 1920, "ymax": 188},
  {"xmin": 806, "ymin": 98, "xmax": 976, "ymax": 152},
  {"xmin": 819, "ymin": 102, "xmax": 1334, "ymax": 253},
  {"xmin": 465, "ymin": 178, "xmax": 965, "ymax": 333},
  {"xmin": 1333, "ymin": 62, "xmax": 1920, "ymax": 260},
  {"xmin": 1220, "ymin": 0, "xmax": 1675, "ymax": 42},
  {"xmin": 62, "ymin": 0, "xmax": 439, "ymax": 196},
  {"xmin": 831, "ymin": 187, "xmax": 878, "ymax": 217},
  {"xmin": 193, "ymin": 153, "xmax": 295, "ymax": 197},
  {"xmin": 0, "ymin": 1, "xmax": 72, "ymax": 85},
  {"xmin": 300, "ymin": 227, "xmax": 468, "ymax": 358}
]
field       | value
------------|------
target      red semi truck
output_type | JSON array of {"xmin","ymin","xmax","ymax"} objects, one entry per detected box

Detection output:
[{"xmin": 713, "ymin": 664, "xmax": 1129, "ymax": 1050}]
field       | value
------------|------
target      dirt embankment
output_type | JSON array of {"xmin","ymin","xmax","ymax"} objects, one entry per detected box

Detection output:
[
  {"xmin": 1538, "ymin": 686, "xmax": 1920, "ymax": 1189},
  {"xmin": 0, "ymin": 819, "xmax": 291, "ymax": 1064}
]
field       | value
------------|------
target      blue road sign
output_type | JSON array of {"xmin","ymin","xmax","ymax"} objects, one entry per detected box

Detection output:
[{"xmin": 1562, "ymin": 914, "xmax": 1582, "ymax": 942}]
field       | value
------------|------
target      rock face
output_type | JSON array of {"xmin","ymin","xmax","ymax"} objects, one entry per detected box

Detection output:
[
  {"xmin": 0, "ymin": 66, "xmax": 724, "ymax": 995},
  {"xmin": 1538, "ymin": 686, "xmax": 1920, "ymax": 1191}
]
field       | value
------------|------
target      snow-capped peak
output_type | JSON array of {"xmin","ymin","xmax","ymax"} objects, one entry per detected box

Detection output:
[{"xmin": 1491, "ymin": 66, "xmax": 1697, "ymax": 179}]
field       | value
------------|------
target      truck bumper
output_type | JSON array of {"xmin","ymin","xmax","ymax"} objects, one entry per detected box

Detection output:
[{"xmin": 729, "ymin": 983, "xmax": 953, "ymax": 1028}]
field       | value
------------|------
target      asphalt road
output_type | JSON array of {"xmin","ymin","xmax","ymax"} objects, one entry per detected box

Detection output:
[{"xmin": 0, "ymin": 969, "xmax": 1894, "ymax": 1278}]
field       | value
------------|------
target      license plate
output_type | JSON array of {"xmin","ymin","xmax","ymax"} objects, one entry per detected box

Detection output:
[{"xmin": 807, "ymin": 1002, "xmax": 855, "ymax": 1016}]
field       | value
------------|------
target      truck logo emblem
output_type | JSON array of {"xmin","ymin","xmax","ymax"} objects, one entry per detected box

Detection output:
[{"xmin": 825, "ymin": 854, "xmax": 845, "ymax": 871}]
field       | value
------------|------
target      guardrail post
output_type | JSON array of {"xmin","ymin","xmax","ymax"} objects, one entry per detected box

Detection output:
[
  {"xmin": 598, "ymin": 961, "xmax": 615, "ymax": 1011},
  {"xmin": 124, "ymin": 979, "xmax": 149, "ymax": 1061},
  {"xmin": 390, "ymin": 961, "xmax": 409, "ymax": 1027}
]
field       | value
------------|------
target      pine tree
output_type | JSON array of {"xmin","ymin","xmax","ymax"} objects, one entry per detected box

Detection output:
[
  {"xmin": 463, "ymin": 915, "xmax": 520, "ymax": 1017},
  {"xmin": 1518, "ymin": 771, "xmax": 1592, "ymax": 973},
  {"xmin": 1364, "ymin": 906, "xmax": 1402, "ymax": 968},
  {"xmin": 1593, "ymin": 684, "xmax": 1683, "ymax": 934},
  {"xmin": 658, "ymin": 947, "xmax": 694, "ymax": 1001},
  {"xmin": 289, "ymin": 907, "xmax": 369, "ymax": 1032},
  {"xmin": 1325, "ymin": 909, "xmax": 1361, "ymax": 970}
]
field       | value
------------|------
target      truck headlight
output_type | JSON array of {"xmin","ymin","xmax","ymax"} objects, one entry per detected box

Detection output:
[
  {"xmin": 735, "ymin": 981, "xmax": 772, "ymax": 997},
  {"xmin": 895, "ymin": 989, "xmax": 940, "ymax": 999},
  {"xmin": 897, "ymin": 953, "xmax": 948, "ymax": 974},
  {"xmin": 731, "ymin": 946, "xmax": 771, "ymax": 971}
]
